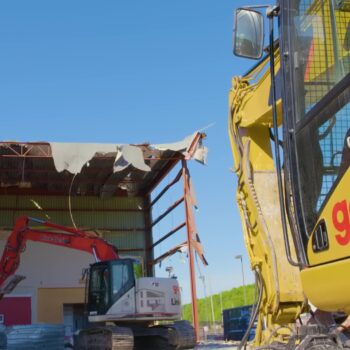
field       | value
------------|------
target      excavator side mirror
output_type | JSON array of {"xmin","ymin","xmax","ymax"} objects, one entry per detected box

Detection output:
[{"xmin": 233, "ymin": 8, "xmax": 264, "ymax": 60}]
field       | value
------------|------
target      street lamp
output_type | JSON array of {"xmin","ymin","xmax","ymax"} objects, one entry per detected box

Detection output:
[
  {"xmin": 199, "ymin": 275, "xmax": 210, "ymax": 333},
  {"xmin": 235, "ymin": 254, "xmax": 247, "ymax": 305},
  {"xmin": 165, "ymin": 266, "xmax": 174, "ymax": 278}
]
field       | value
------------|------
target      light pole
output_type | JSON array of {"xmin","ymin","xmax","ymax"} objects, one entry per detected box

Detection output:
[
  {"xmin": 165, "ymin": 266, "xmax": 174, "ymax": 278},
  {"xmin": 207, "ymin": 276, "xmax": 216, "ymax": 329},
  {"xmin": 200, "ymin": 275, "xmax": 209, "ymax": 324},
  {"xmin": 235, "ymin": 254, "xmax": 247, "ymax": 305},
  {"xmin": 199, "ymin": 275, "xmax": 209, "ymax": 339}
]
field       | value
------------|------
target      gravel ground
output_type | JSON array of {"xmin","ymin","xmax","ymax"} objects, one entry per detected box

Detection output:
[{"xmin": 195, "ymin": 341, "xmax": 239, "ymax": 349}]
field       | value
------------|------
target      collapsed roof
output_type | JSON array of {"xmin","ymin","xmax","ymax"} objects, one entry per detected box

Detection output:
[{"xmin": 0, "ymin": 132, "xmax": 207, "ymax": 198}]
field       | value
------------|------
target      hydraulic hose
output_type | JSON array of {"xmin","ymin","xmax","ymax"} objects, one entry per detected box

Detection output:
[{"xmin": 238, "ymin": 266, "xmax": 264, "ymax": 350}]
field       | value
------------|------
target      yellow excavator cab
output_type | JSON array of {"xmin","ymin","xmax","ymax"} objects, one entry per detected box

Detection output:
[{"xmin": 230, "ymin": 0, "xmax": 350, "ymax": 347}]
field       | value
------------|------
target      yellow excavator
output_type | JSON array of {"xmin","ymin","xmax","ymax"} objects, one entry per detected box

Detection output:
[{"xmin": 229, "ymin": 0, "xmax": 350, "ymax": 349}]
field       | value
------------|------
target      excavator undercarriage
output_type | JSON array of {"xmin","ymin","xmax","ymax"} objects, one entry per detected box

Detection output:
[{"xmin": 75, "ymin": 321, "xmax": 195, "ymax": 350}]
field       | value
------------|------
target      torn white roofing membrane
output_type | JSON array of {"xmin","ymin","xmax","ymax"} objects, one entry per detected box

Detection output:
[{"xmin": 50, "ymin": 132, "xmax": 208, "ymax": 175}]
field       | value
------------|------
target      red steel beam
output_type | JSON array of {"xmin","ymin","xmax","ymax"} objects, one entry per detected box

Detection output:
[
  {"xmin": 0, "ymin": 207, "xmax": 146, "ymax": 213},
  {"xmin": 149, "ymin": 241, "xmax": 187, "ymax": 266},
  {"xmin": 0, "ymin": 188, "xmax": 129, "ymax": 197},
  {"xmin": 142, "ymin": 195, "xmax": 154, "ymax": 277},
  {"xmin": 0, "ymin": 227, "xmax": 146, "ymax": 233},
  {"xmin": 0, "ymin": 142, "xmax": 184, "ymax": 161},
  {"xmin": 150, "ymin": 197, "xmax": 184, "ymax": 228},
  {"xmin": 150, "ymin": 222, "xmax": 186, "ymax": 250},
  {"xmin": 143, "ymin": 158, "xmax": 180, "ymax": 196},
  {"xmin": 186, "ymin": 132, "xmax": 204, "ymax": 158},
  {"xmin": 182, "ymin": 159, "xmax": 200, "ymax": 343},
  {"xmin": 149, "ymin": 169, "xmax": 182, "ymax": 208},
  {"xmin": 81, "ymin": 228, "xmax": 146, "ymax": 232},
  {"xmin": 117, "ymin": 248, "xmax": 145, "ymax": 252},
  {"xmin": 0, "ymin": 142, "xmax": 52, "ymax": 157}
]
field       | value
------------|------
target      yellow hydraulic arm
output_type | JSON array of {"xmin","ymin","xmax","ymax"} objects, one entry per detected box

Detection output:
[{"xmin": 228, "ymin": 52, "xmax": 307, "ymax": 346}]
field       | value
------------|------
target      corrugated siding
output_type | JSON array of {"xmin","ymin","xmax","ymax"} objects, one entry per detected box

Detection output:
[
  {"xmin": 1, "ymin": 195, "xmax": 143, "ymax": 210},
  {"xmin": 103, "ymin": 231, "xmax": 145, "ymax": 249},
  {"xmin": 0, "ymin": 195, "xmax": 148, "ymax": 261},
  {"xmin": 0, "ymin": 211, "xmax": 145, "ymax": 230}
]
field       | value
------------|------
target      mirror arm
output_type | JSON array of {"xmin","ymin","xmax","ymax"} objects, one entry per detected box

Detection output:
[
  {"xmin": 266, "ymin": 5, "xmax": 280, "ymax": 18},
  {"xmin": 267, "ymin": 4, "xmax": 301, "ymax": 267},
  {"xmin": 243, "ymin": 5, "xmax": 273, "ymax": 9}
]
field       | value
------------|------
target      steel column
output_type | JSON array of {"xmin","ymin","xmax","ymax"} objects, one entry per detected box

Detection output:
[{"xmin": 182, "ymin": 159, "xmax": 199, "ymax": 343}]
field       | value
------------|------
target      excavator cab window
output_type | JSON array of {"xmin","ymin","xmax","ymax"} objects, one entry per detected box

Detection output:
[
  {"xmin": 282, "ymin": 0, "xmax": 350, "ymax": 264},
  {"xmin": 88, "ymin": 259, "xmax": 135, "ymax": 315},
  {"xmin": 111, "ymin": 260, "xmax": 134, "ymax": 300},
  {"xmin": 88, "ymin": 264, "xmax": 111, "ymax": 314}
]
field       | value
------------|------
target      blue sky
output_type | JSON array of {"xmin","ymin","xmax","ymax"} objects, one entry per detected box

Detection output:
[{"xmin": 0, "ymin": 0, "xmax": 271, "ymax": 304}]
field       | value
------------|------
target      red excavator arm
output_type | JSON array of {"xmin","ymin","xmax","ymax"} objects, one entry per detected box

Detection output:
[{"xmin": 0, "ymin": 216, "xmax": 119, "ymax": 292}]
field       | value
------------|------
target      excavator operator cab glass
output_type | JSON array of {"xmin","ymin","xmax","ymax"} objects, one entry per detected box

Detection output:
[
  {"xmin": 282, "ymin": 0, "xmax": 350, "ymax": 266},
  {"xmin": 88, "ymin": 259, "xmax": 135, "ymax": 315},
  {"xmin": 233, "ymin": 8, "xmax": 264, "ymax": 59}
]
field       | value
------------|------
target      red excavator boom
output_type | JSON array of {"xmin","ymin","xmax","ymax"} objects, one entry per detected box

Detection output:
[{"xmin": 0, "ymin": 216, "xmax": 119, "ymax": 291}]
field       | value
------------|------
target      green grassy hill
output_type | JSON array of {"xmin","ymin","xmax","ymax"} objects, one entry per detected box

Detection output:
[{"xmin": 182, "ymin": 284, "xmax": 255, "ymax": 324}]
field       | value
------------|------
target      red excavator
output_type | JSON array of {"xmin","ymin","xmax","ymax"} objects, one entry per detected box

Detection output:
[{"xmin": 0, "ymin": 216, "xmax": 195, "ymax": 350}]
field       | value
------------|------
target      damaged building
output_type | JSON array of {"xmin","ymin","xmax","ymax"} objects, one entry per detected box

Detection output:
[{"xmin": 0, "ymin": 132, "xmax": 207, "ymax": 337}]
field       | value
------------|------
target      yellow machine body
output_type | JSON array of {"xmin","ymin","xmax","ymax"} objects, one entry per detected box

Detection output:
[
  {"xmin": 229, "ymin": 0, "xmax": 350, "ymax": 346},
  {"xmin": 296, "ymin": 0, "xmax": 350, "ymax": 314},
  {"xmin": 229, "ymin": 52, "xmax": 306, "ymax": 346},
  {"xmin": 303, "ymin": 168, "xmax": 350, "ymax": 314}
]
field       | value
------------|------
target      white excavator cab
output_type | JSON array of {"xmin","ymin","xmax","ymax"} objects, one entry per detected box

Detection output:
[{"xmin": 87, "ymin": 259, "xmax": 182, "ymax": 323}]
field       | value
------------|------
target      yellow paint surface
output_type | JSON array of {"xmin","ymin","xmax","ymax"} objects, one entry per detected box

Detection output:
[
  {"xmin": 308, "ymin": 168, "xmax": 350, "ymax": 265},
  {"xmin": 301, "ymin": 258, "xmax": 350, "ymax": 313},
  {"xmin": 37, "ymin": 288, "xmax": 85, "ymax": 323}
]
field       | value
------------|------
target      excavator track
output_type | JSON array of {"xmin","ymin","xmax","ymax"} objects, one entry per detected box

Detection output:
[
  {"xmin": 166, "ymin": 320, "xmax": 196, "ymax": 349},
  {"xmin": 74, "ymin": 321, "xmax": 195, "ymax": 350},
  {"xmin": 133, "ymin": 320, "xmax": 196, "ymax": 350},
  {"xmin": 74, "ymin": 325, "xmax": 134, "ymax": 350}
]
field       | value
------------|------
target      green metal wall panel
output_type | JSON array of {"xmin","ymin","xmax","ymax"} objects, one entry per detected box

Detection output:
[
  {"xmin": 0, "ymin": 195, "xmax": 149, "ymax": 260},
  {"xmin": 103, "ymin": 231, "xmax": 145, "ymax": 249},
  {"xmin": 0, "ymin": 210, "xmax": 145, "ymax": 229},
  {"xmin": 8, "ymin": 195, "xmax": 144, "ymax": 210},
  {"xmin": 103, "ymin": 231, "xmax": 146, "ymax": 261}
]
